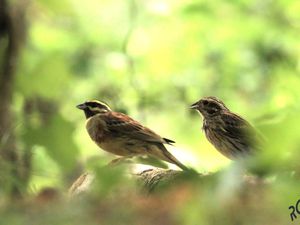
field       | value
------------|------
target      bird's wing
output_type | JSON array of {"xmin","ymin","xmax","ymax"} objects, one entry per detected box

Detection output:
[
  {"xmin": 102, "ymin": 112, "xmax": 174, "ymax": 144},
  {"xmin": 221, "ymin": 112, "xmax": 261, "ymax": 148}
]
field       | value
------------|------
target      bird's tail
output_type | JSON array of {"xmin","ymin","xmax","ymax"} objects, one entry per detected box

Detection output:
[{"xmin": 154, "ymin": 145, "xmax": 189, "ymax": 171}]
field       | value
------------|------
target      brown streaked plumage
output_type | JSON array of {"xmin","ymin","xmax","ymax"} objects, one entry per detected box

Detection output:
[
  {"xmin": 190, "ymin": 96, "xmax": 261, "ymax": 160},
  {"xmin": 77, "ymin": 100, "xmax": 188, "ymax": 170}
]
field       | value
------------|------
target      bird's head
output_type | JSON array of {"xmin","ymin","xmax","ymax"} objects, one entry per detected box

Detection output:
[
  {"xmin": 77, "ymin": 100, "xmax": 112, "ymax": 119},
  {"xmin": 190, "ymin": 96, "xmax": 229, "ymax": 118}
]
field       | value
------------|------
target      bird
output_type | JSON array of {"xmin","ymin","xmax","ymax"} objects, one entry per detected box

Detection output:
[
  {"xmin": 77, "ymin": 100, "xmax": 188, "ymax": 170},
  {"xmin": 190, "ymin": 96, "xmax": 261, "ymax": 160}
]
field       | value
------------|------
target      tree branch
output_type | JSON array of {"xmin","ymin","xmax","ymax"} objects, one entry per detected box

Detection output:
[
  {"xmin": 69, "ymin": 168, "xmax": 188, "ymax": 196},
  {"xmin": 0, "ymin": 0, "xmax": 28, "ymax": 196}
]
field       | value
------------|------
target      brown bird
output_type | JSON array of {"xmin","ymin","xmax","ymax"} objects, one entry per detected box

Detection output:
[
  {"xmin": 77, "ymin": 100, "xmax": 188, "ymax": 170},
  {"xmin": 190, "ymin": 96, "xmax": 261, "ymax": 160}
]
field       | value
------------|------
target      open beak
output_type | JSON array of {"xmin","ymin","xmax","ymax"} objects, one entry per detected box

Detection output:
[
  {"xmin": 190, "ymin": 102, "xmax": 199, "ymax": 109},
  {"xmin": 76, "ymin": 103, "xmax": 86, "ymax": 110}
]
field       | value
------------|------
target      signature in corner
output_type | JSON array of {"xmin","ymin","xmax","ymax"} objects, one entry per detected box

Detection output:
[{"xmin": 289, "ymin": 199, "xmax": 300, "ymax": 221}]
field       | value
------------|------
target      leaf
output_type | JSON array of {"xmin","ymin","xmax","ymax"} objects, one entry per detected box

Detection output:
[{"xmin": 23, "ymin": 114, "xmax": 79, "ymax": 171}]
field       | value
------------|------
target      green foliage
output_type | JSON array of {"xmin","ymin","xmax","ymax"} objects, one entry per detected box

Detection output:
[
  {"xmin": 23, "ymin": 114, "xmax": 79, "ymax": 170},
  {"xmin": 1, "ymin": 0, "xmax": 300, "ymax": 224}
]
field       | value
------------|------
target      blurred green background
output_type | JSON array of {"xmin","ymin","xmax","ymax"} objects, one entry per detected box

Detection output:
[{"xmin": 1, "ymin": 0, "xmax": 300, "ymax": 224}]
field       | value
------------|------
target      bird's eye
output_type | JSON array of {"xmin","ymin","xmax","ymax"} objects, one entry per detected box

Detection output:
[
  {"xmin": 202, "ymin": 100, "xmax": 208, "ymax": 105},
  {"xmin": 207, "ymin": 108, "xmax": 217, "ymax": 114}
]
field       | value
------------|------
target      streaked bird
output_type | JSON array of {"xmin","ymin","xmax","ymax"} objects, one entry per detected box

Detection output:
[{"xmin": 190, "ymin": 96, "xmax": 261, "ymax": 159}]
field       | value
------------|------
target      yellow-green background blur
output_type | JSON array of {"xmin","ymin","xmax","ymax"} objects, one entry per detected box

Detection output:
[{"xmin": 1, "ymin": 0, "xmax": 300, "ymax": 224}]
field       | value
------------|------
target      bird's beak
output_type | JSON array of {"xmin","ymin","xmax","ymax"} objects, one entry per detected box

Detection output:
[
  {"xmin": 190, "ymin": 102, "xmax": 199, "ymax": 109},
  {"xmin": 76, "ymin": 103, "xmax": 86, "ymax": 110}
]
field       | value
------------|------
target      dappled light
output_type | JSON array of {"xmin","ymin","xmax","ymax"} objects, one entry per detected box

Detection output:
[{"xmin": 0, "ymin": 0, "xmax": 300, "ymax": 224}]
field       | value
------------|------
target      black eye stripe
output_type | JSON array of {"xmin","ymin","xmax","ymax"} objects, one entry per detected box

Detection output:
[
  {"xmin": 88, "ymin": 102, "xmax": 101, "ymax": 108},
  {"xmin": 208, "ymin": 102, "xmax": 221, "ymax": 109},
  {"xmin": 86, "ymin": 102, "xmax": 108, "ymax": 109},
  {"xmin": 207, "ymin": 108, "xmax": 217, "ymax": 114}
]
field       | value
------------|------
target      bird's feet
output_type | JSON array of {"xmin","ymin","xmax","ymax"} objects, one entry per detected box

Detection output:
[{"xmin": 108, "ymin": 156, "xmax": 133, "ymax": 167}]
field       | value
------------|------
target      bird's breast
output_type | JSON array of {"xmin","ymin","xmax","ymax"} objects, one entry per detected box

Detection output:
[
  {"xmin": 85, "ymin": 116, "xmax": 144, "ymax": 156},
  {"xmin": 202, "ymin": 120, "xmax": 208, "ymax": 132},
  {"xmin": 85, "ymin": 116, "xmax": 107, "ymax": 143}
]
